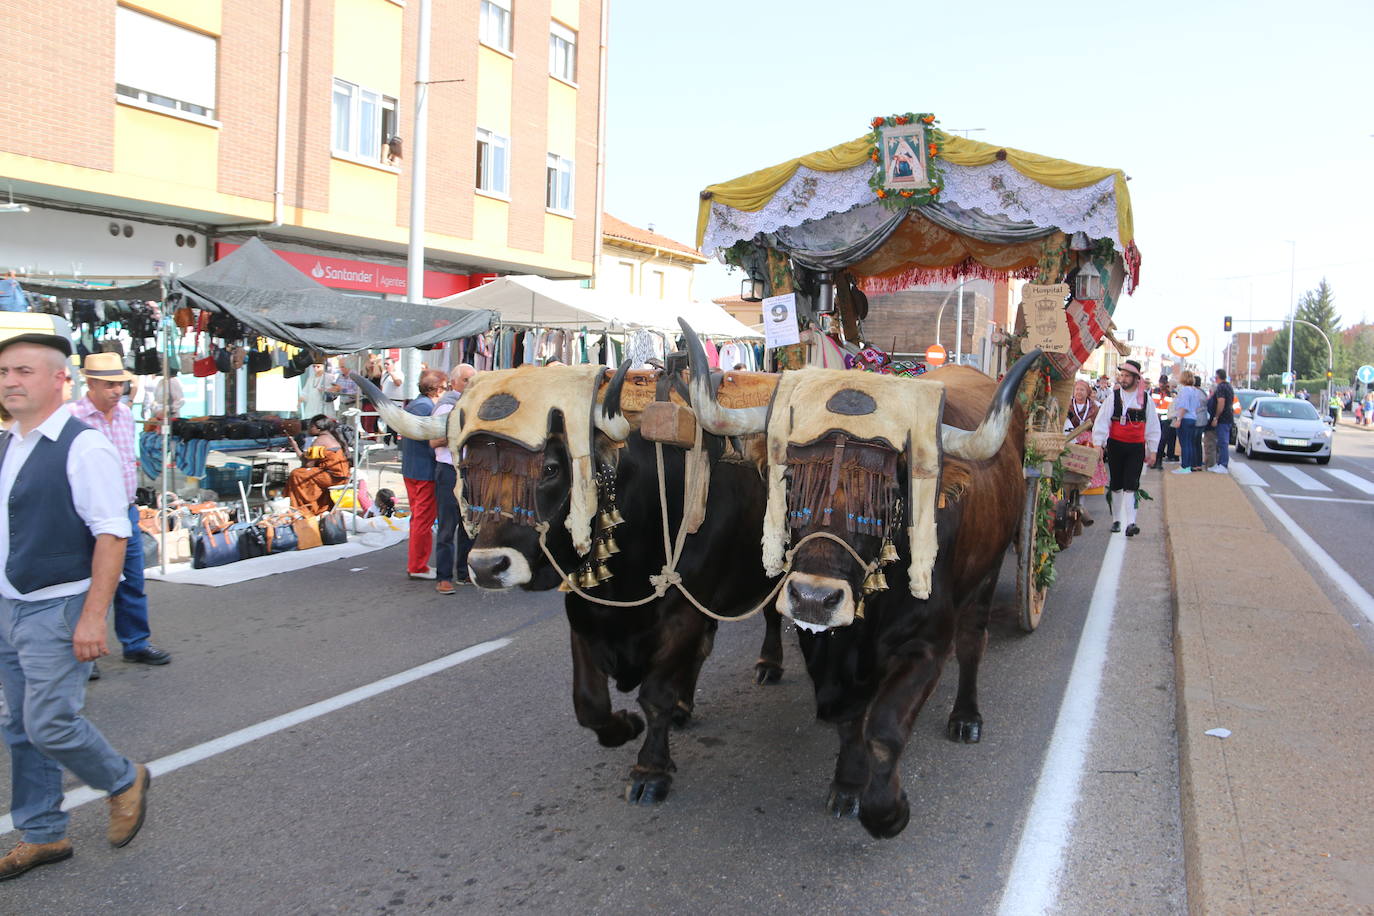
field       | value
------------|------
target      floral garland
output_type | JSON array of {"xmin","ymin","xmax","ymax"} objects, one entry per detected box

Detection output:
[{"xmin": 867, "ymin": 112, "xmax": 944, "ymax": 209}]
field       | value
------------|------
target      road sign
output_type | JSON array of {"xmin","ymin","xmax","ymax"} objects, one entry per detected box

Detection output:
[
  {"xmin": 1282, "ymin": 371, "xmax": 1294, "ymax": 386},
  {"xmin": 925, "ymin": 344, "xmax": 947, "ymax": 367},
  {"xmin": 1166, "ymin": 326, "xmax": 1200, "ymax": 358},
  {"xmin": 1358, "ymin": 365, "xmax": 1374, "ymax": 384}
]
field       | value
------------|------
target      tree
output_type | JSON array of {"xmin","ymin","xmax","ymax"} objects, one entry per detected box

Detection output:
[{"xmin": 1259, "ymin": 279, "xmax": 1342, "ymax": 379}]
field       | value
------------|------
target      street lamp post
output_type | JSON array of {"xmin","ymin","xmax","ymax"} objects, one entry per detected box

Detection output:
[{"xmin": 1284, "ymin": 240, "xmax": 1296, "ymax": 395}]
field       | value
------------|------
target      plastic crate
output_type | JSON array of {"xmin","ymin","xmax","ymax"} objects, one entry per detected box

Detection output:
[{"xmin": 202, "ymin": 463, "xmax": 252, "ymax": 497}]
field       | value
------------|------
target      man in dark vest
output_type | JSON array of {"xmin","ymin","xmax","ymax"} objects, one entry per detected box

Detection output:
[
  {"xmin": 1090, "ymin": 359, "xmax": 1161, "ymax": 537},
  {"xmin": 0, "ymin": 334, "xmax": 151, "ymax": 881}
]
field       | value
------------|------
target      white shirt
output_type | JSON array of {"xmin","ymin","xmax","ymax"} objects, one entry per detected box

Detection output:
[
  {"xmin": 1090, "ymin": 385, "xmax": 1161, "ymax": 455},
  {"xmin": 433, "ymin": 401, "xmax": 456, "ymax": 465},
  {"xmin": 381, "ymin": 371, "xmax": 405, "ymax": 401},
  {"xmin": 0, "ymin": 408, "xmax": 132, "ymax": 600}
]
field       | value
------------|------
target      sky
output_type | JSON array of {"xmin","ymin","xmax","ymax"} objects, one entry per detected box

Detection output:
[{"xmin": 601, "ymin": 0, "xmax": 1374, "ymax": 372}]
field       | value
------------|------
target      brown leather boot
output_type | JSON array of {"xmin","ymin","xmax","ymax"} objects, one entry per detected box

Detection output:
[
  {"xmin": 0, "ymin": 839, "xmax": 74, "ymax": 880},
  {"xmin": 107, "ymin": 763, "xmax": 151, "ymax": 847}
]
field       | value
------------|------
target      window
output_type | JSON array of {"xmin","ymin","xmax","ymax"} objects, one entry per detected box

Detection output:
[
  {"xmin": 332, "ymin": 79, "xmax": 398, "ymax": 163},
  {"xmin": 115, "ymin": 7, "xmax": 217, "ymax": 120},
  {"xmin": 480, "ymin": 0, "xmax": 512, "ymax": 52},
  {"xmin": 476, "ymin": 128, "xmax": 511, "ymax": 195},
  {"xmin": 549, "ymin": 22, "xmax": 576, "ymax": 82},
  {"xmin": 545, "ymin": 154, "xmax": 574, "ymax": 213},
  {"xmin": 651, "ymin": 270, "xmax": 666, "ymax": 299},
  {"xmin": 618, "ymin": 262, "xmax": 635, "ymax": 294}
]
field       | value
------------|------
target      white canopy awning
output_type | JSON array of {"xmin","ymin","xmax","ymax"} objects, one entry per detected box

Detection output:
[{"xmin": 432, "ymin": 276, "xmax": 762, "ymax": 340}]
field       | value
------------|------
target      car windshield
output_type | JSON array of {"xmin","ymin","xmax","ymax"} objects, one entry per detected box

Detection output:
[
  {"xmin": 1256, "ymin": 400, "xmax": 1320, "ymax": 420},
  {"xmin": 1237, "ymin": 390, "xmax": 1264, "ymax": 410}
]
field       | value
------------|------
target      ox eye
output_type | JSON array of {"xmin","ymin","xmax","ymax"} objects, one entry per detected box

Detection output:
[{"xmin": 543, "ymin": 462, "xmax": 559, "ymax": 478}]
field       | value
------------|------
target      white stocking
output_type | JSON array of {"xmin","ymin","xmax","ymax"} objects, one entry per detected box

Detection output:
[
  {"xmin": 1113, "ymin": 492, "xmax": 1127, "ymax": 526},
  {"xmin": 1124, "ymin": 491, "xmax": 1138, "ymax": 527}
]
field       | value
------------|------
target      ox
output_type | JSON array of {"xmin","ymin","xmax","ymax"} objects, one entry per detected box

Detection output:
[
  {"xmin": 685, "ymin": 325, "xmax": 1040, "ymax": 838},
  {"xmin": 350, "ymin": 364, "xmax": 783, "ymax": 804}
]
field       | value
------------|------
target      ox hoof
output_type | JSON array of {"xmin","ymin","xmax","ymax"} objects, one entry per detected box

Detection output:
[
  {"xmin": 946, "ymin": 714, "xmax": 983, "ymax": 744},
  {"xmin": 825, "ymin": 785, "xmax": 861, "ymax": 819},
  {"xmin": 671, "ymin": 700, "xmax": 694, "ymax": 729},
  {"xmin": 625, "ymin": 769, "xmax": 672, "ymax": 805},
  {"xmin": 859, "ymin": 791, "xmax": 911, "ymax": 840},
  {"xmin": 754, "ymin": 662, "xmax": 783, "ymax": 686},
  {"xmin": 597, "ymin": 711, "xmax": 645, "ymax": 748}
]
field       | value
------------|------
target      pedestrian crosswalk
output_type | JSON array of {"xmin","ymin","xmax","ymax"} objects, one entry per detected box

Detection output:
[{"xmin": 1217, "ymin": 457, "xmax": 1374, "ymax": 501}]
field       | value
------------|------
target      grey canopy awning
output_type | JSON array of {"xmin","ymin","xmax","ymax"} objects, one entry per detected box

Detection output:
[{"xmin": 168, "ymin": 238, "xmax": 496, "ymax": 354}]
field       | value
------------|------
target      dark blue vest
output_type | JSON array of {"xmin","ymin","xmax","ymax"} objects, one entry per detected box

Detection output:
[{"xmin": 0, "ymin": 415, "xmax": 97, "ymax": 594}]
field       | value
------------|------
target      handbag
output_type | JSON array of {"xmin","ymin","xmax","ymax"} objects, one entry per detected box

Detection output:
[
  {"xmin": 319, "ymin": 509, "xmax": 349, "ymax": 546},
  {"xmin": 292, "ymin": 514, "xmax": 323, "ymax": 550},
  {"xmin": 179, "ymin": 352, "xmax": 196, "ymax": 375},
  {"xmin": 192, "ymin": 519, "xmax": 243, "ymax": 569},
  {"xmin": 214, "ymin": 347, "xmax": 233, "ymax": 373},
  {"xmin": 174, "ymin": 306, "xmax": 195, "ymax": 330},
  {"xmin": 160, "ymin": 527, "xmax": 193, "ymax": 564},
  {"xmin": 259, "ymin": 514, "xmax": 299, "ymax": 554},
  {"xmin": 194, "ymin": 354, "xmax": 218, "ymax": 377},
  {"xmin": 248, "ymin": 348, "xmax": 272, "ymax": 373}
]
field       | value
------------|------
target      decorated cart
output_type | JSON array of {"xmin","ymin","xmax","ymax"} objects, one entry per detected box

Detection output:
[{"xmin": 696, "ymin": 112, "xmax": 1141, "ymax": 630}]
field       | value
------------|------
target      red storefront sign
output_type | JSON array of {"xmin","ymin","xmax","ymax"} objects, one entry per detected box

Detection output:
[{"xmin": 215, "ymin": 243, "xmax": 493, "ymax": 299}]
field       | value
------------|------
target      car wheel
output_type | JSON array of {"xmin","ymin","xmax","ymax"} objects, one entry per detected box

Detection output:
[
  {"xmin": 1236, "ymin": 435, "xmax": 1246, "ymax": 455},
  {"xmin": 1316, "ymin": 454, "xmax": 1331, "ymax": 465}
]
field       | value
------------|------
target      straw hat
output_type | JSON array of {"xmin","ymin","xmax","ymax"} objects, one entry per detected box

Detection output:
[{"xmin": 81, "ymin": 351, "xmax": 136, "ymax": 383}]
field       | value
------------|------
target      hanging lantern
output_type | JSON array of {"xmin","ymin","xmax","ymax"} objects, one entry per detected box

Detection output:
[
  {"xmin": 1074, "ymin": 261, "xmax": 1104, "ymax": 301},
  {"xmin": 740, "ymin": 273, "xmax": 765, "ymax": 302}
]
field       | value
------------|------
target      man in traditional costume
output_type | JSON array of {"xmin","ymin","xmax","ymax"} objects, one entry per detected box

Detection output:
[{"xmin": 1091, "ymin": 359, "xmax": 1159, "ymax": 537}]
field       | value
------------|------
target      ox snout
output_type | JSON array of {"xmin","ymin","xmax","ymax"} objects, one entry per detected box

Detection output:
[
  {"xmin": 776, "ymin": 573, "xmax": 858, "ymax": 632},
  {"xmin": 467, "ymin": 548, "xmax": 533, "ymax": 590}
]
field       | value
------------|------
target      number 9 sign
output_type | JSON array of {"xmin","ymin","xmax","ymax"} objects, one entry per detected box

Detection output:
[{"xmin": 762, "ymin": 293, "xmax": 800, "ymax": 348}]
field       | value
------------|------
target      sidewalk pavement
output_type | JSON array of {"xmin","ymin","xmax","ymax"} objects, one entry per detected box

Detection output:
[{"xmin": 1163, "ymin": 468, "xmax": 1374, "ymax": 913}]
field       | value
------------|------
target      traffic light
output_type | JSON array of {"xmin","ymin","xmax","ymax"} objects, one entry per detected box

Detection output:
[
  {"xmin": 1223, "ymin": 316, "xmax": 1232, "ymax": 332},
  {"xmin": 1327, "ymin": 370, "xmax": 1333, "ymax": 380}
]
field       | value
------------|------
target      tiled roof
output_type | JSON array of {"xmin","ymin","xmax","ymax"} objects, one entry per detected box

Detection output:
[{"xmin": 602, "ymin": 214, "xmax": 707, "ymax": 262}]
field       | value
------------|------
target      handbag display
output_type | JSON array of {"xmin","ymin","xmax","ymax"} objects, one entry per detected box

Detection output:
[
  {"xmin": 192, "ymin": 521, "xmax": 243, "ymax": 569},
  {"xmin": 292, "ymin": 514, "xmax": 323, "ymax": 550},
  {"xmin": 193, "ymin": 354, "xmax": 218, "ymax": 377},
  {"xmin": 319, "ymin": 510, "xmax": 349, "ymax": 546}
]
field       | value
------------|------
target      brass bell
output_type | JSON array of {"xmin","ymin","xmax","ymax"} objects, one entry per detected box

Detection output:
[
  {"xmin": 879, "ymin": 540, "xmax": 900, "ymax": 565},
  {"xmin": 597, "ymin": 510, "xmax": 616, "ymax": 531},
  {"xmin": 608, "ymin": 507, "xmax": 625, "ymax": 526},
  {"xmin": 861, "ymin": 569, "xmax": 889, "ymax": 594},
  {"xmin": 557, "ymin": 578, "xmax": 573, "ymax": 593},
  {"xmin": 853, "ymin": 598, "xmax": 866, "ymax": 619},
  {"xmin": 592, "ymin": 540, "xmax": 613, "ymax": 561},
  {"xmin": 603, "ymin": 533, "xmax": 621, "ymax": 555},
  {"xmin": 594, "ymin": 560, "xmax": 614, "ymax": 582},
  {"xmin": 577, "ymin": 567, "xmax": 600, "ymax": 589}
]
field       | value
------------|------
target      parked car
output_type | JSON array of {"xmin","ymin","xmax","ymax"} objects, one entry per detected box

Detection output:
[
  {"xmin": 1235, "ymin": 396, "xmax": 1333, "ymax": 464},
  {"xmin": 1231, "ymin": 388, "xmax": 1267, "ymax": 420}
]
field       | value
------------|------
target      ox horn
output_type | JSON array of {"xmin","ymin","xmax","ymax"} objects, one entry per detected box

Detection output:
[
  {"xmin": 348, "ymin": 370, "xmax": 448, "ymax": 442},
  {"xmin": 678, "ymin": 317, "xmax": 769, "ymax": 436},
  {"xmin": 940, "ymin": 348, "xmax": 1043, "ymax": 461},
  {"xmin": 594, "ymin": 361, "xmax": 632, "ymax": 440}
]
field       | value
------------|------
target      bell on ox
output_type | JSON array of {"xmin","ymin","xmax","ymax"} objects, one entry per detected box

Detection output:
[
  {"xmin": 594, "ymin": 560, "xmax": 615, "ymax": 582},
  {"xmin": 592, "ymin": 539, "xmax": 613, "ymax": 561},
  {"xmin": 603, "ymin": 533, "xmax": 621, "ymax": 555},
  {"xmin": 862, "ymin": 569, "xmax": 889, "ymax": 595},
  {"xmin": 879, "ymin": 539, "xmax": 899, "ymax": 565},
  {"xmin": 577, "ymin": 566, "xmax": 600, "ymax": 590},
  {"xmin": 608, "ymin": 507, "xmax": 626, "ymax": 526},
  {"xmin": 597, "ymin": 510, "xmax": 617, "ymax": 531}
]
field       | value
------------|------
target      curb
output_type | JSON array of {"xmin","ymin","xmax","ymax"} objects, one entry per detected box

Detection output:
[{"xmin": 1164, "ymin": 469, "xmax": 1374, "ymax": 913}]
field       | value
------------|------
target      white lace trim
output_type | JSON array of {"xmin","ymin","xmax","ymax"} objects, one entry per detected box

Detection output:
[
  {"xmin": 702, "ymin": 163, "xmax": 873, "ymax": 256},
  {"xmin": 703, "ymin": 158, "xmax": 1123, "ymax": 254},
  {"xmin": 937, "ymin": 159, "xmax": 1121, "ymax": 249}
]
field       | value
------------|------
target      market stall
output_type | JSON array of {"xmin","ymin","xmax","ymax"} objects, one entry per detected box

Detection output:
[{"xmin": 696, "ymin": 111, "xmax": 1142, "ymax": 628}]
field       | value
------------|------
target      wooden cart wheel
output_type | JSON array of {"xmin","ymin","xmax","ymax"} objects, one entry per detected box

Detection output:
[{"xmin": 1016, "ymin": 475, "xmax": 1049, "ymax": 632}]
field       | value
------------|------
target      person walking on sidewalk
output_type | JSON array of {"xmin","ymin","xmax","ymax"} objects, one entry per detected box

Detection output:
[
  {"xmin": 1171, "ymin": 372, "xmax": 1205, "ymax": 474},
  {"xmin": 1091, "ymin": 358, "xmax": 1160, "ymax": 537},
  {"xmin": 68, "ymin": 353, "xmax": 172, "ymax": 668},
  {"xmin": 401, "ymin": 370, "xmax": 445, "ymax": 580},
  {"xmin": 1207, "ymin": 369, "xmax": 1236, "ymax": 473},
  {"xmin": 431, "ymin": 365, "xmax": 478, "ymax": 596},
  {"xmin": 1363, "ymin": 392, "xmax": 1374, "ymax": 426},
  {"xmin": 0, "ymin": 334, "xmax": 151, "ymax": 881}
]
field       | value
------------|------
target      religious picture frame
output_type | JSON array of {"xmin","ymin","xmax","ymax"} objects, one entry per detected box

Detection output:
[{"xmin": 880, "ymin": 123, "xmax": 929, "ymax": 191}]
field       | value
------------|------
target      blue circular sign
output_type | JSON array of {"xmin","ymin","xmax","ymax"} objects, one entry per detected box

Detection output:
[{"xmin": 1358, "ymin": 365, "xmax": 1374, "ymax": 384}]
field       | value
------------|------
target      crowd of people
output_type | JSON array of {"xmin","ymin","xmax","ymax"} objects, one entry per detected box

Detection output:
[{"xmin": 1144, "ymin": 369, "xmax": 1236, "ymax": 474}]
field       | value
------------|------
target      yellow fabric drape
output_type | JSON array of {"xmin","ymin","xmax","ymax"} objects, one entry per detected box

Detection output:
[{"xmin": 695, "ymin": 130, "xmax": 1134, "ymax": 251}]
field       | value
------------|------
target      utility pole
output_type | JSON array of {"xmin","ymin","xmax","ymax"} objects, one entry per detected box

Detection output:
[
  {"xmin": 403, "ymin": 0, "xmax": 432, "ymax": 398},
  {"xmin": 1284, "ymin": 240, "xmax": 1296, "ymax": 395}
]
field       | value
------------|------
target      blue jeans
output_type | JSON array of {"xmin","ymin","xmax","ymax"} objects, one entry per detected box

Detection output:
[
  {"xmin": 0, "ymin": 593, "xmax": 136, "ymax": 843},
  {"xmin": 114, "ymin": 504, "xmax": 151, "ymax": 653},
  {"xmin": 1178, "ymin": 418, "xmax": 1199, "ymax": 468},
  {"xmin": 1214, "ymin": 422, "xmax": 1232, "ymax": 467},
  {"xmin": 433, "ymin": 463, "xmax": 473, "ymax": 582}
]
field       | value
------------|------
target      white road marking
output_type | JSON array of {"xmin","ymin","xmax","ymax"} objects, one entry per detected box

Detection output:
[
  {"xmin": 997, "ymin": 534, "xmax": 1126, "ymax": 916},
  {"xmin": 1324, "ymin": 469, "xmax": 1374, "ymax": 496},
  {"xmin": 1253, "ymin": 489, "xmax": 1374, "ymax": 627},
  {"xmin": 1270, "ymin": 465, "xmax": 1331, "ymax": 491},
  {"xmin": 1273, "ymin": 494, "xmax": 1373, "ymax": 506},
  {"xmin": 0, "ymin": 638, "xmax": 512, "ymax": 837},
  {"xmin": 1227, "ymin": 462, "xmax": 1268, "ymax": 487}
]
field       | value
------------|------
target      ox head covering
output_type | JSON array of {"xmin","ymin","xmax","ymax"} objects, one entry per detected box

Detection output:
[
  {"xmin": 763, "ymin": 369, "xmax": 947, "ymax": 599},
  {"xmin": 453, "ymin": 364, "xmax": 629, "ymax": 556}
]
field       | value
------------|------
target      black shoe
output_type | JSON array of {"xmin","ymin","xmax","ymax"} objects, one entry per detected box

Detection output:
[
  {"xmin": 1149, "ymin": 462, "xmax": 1162, "ymax": 470},
  {"xmin": 89, "ymin": 662, "xmax": 101, "ymax": 681},
  {"xmin": 122, "ymin": 646, "xmax": 172, "ymax": 666},
  {"xmin": 1110, "ymin": 521, "xmax": 1121, "ymax": 533},
  {"xmin": 1125, "ymin": 524, "xmax": 1140, "ymax": 537}
]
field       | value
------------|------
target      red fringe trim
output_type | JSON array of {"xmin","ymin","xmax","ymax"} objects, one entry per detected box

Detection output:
[{"xmin": 856, "ymin": 259, "xmax": 1040, "ymax": 296}]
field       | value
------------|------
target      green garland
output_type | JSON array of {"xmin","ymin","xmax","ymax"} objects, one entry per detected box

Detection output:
[
  {"xmin": 1022, "ymin": 443, "xmax": 1064, "ymax": 592},
  {"xmin": 866, "ymin": 112, "xmax": 945, "ymax": 210}
]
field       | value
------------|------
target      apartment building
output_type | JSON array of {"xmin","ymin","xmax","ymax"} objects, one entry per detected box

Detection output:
[
  {"xmin": 596, "ymin": 214, "xmax": 706, "ymax": 300},
  {"xmin": 0, "ymin": 0, "xmax": 606, "ymax": 301},
  {"xmin": 1223, "ymin": 327, "xmax": 1279, "ymax": 386}
]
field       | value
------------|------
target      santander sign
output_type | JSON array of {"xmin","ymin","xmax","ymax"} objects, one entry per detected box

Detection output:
[{"xmin": 215, "ymin": 243, "xmax": 476, "ymax": 298}]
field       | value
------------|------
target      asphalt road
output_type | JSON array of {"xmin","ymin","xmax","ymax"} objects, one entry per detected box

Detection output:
[{"xmin": 5, "ymin": 491, "xmax": 1184, "ymax": 915}]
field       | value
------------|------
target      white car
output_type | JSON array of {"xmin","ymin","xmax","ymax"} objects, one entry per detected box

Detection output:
[{"xmin": 1235, "ymin": 397, "xmax": 1333, "ymax": 464}]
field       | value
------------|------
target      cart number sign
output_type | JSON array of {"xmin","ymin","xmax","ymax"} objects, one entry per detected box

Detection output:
[
  {"xmin": 1022, "ymin": 284, "xmax": 1072, "ymax": 354},
  {"xmin": 1167, "ymin": 326, "xmax": 1200, "ymax": 358},
  {"xmin": 763, "ymin": 293, "xmax": 800, "ymax": 349}
]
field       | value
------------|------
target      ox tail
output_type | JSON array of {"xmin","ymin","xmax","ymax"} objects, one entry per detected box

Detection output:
[
  {"xmin": 679, "ymin": 317, "xmax": 770, "ymax": 435},
  {"xmin": 349, "ymin": 372, "xmax": 448, "ymax": 442},
  {"xmin": 941, "ymin": 348, "xmax": 1042, "ymax": 462}
]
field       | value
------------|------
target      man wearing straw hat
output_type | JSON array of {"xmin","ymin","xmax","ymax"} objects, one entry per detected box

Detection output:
[
  {"xmin": 0, "ymin": 334, "xmax": 151, "ymax": 880},
  {"xmin": 69, "ymin": 352, "xmax": 172, "ymax": 668},
  {"xmin": 1091, "ymin": 358, "xmax": 1160, "ymax": 537}
]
